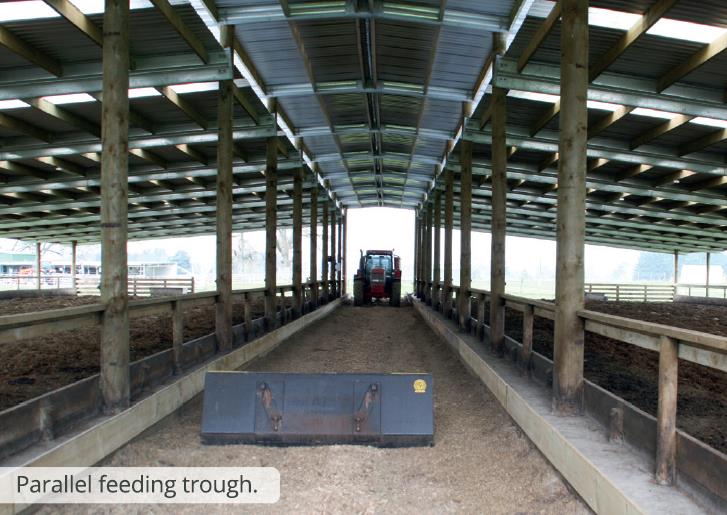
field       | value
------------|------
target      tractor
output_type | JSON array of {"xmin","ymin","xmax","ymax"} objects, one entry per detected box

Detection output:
[{"xmin": 353, "ymin": 249, "xmax": 401, "ymax": 306}]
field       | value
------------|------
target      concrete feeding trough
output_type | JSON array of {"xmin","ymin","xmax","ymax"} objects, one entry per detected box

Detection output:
[{"xmin": 201, "ymin": 371, "xmax": 434, "ymax": 447}]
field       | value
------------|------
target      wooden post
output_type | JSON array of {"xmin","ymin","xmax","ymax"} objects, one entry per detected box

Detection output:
[
  {"xmin": 309, "ymin": 186, "xmax": 318, "ymax": 307},
  {"xmin": 279, "ymin": 288, "xmax": 287, "ymax": 325},
  {"xmin": 655, "ymin": 335, "xmax": 679, "ymax": 485},
  {"xmin": 215, "ymin": 30, "xmax": 234, "ymax": 351},
  {"xmin": 100, "ymin": 0, "xmax": 130, "ymax": 412},
  {"xmin": 414, "ymin": 213, "xmax": 421, "ymax": 297},
  {"xmin": 443, "ymin": 168, "xmax": 454, "ymax": 316},
  {"xmin": 337, "ymin": 207, "xmax": 343, "ymax": 295},
  {"xmin": 433, "ymin": 189, "xmax": 441, "ymax": 309},
  {"xmin": 459, "ymin": 138, "xmax": 473, "ymax": 331},
  {"xmin": 172, "ymin": 300, "xmax": 184, "ymax": 374},
  {"xmin": 321, "ymin": 198, "xmax": 329, "ymax": 301},
  {"xmin": 706, "ymin": 252, "xmax": 711, "ymax": 296},
  {"xmin": 36, "ymin": 242, "xmax": 41, "ymax": 290},
  {"xmin": 477, "ymin": 293, "xmax": 486, "ymax": 340},
  {"xmin": 673, "ymin": 250, "xmax": 679, "ymax": 285},
  {"xmin": 520, "ymin": 304, "xmax": 534, "ymax": 375},
  {"xmin": 264, "ymin": 132, "xmax": 278, "ymax": 329},
  {"xmin": 419, "ymin": 209, "xmax": 426, "ymax": 299},
  {"xmin": 292, "ymin": 167, "xmax": 303, "ymax": 318},
  {"xmin": 342, "ymin": 208, "xmax": 348, "ymax": 296},
  {"xmin": 71, "ymin": 240, "xmax": 78, "ymax": 294},
  {"xmin": 243, "ymin": 292, "xmax": 253, "ymax": 341},
  {"xmin": 490, "ymin": 32, "xmax": 507, "ymax": 354},
  {"xmin": 425, "ymin": 200, "xmax": 433, "ymax": 304},
  {"xmin": 553, "ymin": 0, "xmax": 588, "ymax": 415},
  {"xmin": 330, "ymin": 204, "xmax": 337, "ymax": 298}
]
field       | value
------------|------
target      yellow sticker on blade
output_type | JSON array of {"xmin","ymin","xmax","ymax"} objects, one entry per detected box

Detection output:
[{"xmin": 413, "ymin": 379, "xmax": 427, "ymax": 393}]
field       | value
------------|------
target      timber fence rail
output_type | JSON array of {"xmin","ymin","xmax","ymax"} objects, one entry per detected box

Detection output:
[
  {"xmin": 415, "ymin": 279, "xmax": 727, "ymax": 494},
  {"xmin": 585, "ymin": 282, "xmax": 676, "ymax": 301},
  {"xmin": 0, "ymin": 280, "xmax": 342, "ymax": 462}
]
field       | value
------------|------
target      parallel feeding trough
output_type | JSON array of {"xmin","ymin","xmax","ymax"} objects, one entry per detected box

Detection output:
[{"xmin": 201, "ymin": 372, "xmax": 434, "ymax": 447}]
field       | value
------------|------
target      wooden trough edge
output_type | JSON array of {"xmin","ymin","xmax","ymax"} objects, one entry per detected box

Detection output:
[
  {"xmin": 412, "ymin": 298, "xmax": 717, "ymax": 515},
  {"xmin": 0, "ymin": 298, "xmax": 342, "ymax": 515}
]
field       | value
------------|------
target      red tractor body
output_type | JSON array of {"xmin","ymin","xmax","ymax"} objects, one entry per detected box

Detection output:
[{"xmin": 353, "ymin": 249, "xmax": 401, "ymax": 306}]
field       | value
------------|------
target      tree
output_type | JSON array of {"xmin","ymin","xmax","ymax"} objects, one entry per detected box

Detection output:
[{"xmin": 169, "ymin": 250, "xmax": 192, "ymax": 271}]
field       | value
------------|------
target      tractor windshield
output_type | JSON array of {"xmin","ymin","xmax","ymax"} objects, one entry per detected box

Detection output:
[{"xmin": 366, "ymin": 255, "xmax": 392, "ymax": 273}]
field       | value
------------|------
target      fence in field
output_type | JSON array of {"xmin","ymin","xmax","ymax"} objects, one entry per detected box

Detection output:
[{"xmin": 0, "ymin": 275, "xmax": 195, "ymax": 296}]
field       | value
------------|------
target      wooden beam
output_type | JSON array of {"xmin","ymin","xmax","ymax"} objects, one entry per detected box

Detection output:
[
  {"xmin": 458, "ymin": 138, "xmax": 472, "ymax": 331},
  {"xmin": 91, "ymin": 92, "xmax": 155, "ymax": 133},
  {"xmin": 0, "ymin": 25, "xmax": 62, "ymax": 76},
  {"xmin": 321, "ymin": 196, "xmax": 329, "ymax": 301},
  {"xmin": 432, "ymin": 189, "xmax": 441, "ymax": 308},
  {"xmin": 309, "ymin": 186, "xmax": 318, "ymax": 307},
  {"xmin": 678, "ymin": 128, "xmax": 727, "ymax": 156},
  {"xmin": 44, "ymin": 0, "xmax": 103, "ymax": 45},
  {"xmin": 490, "ymin": 32, "xmax": 507, "ymax": 353},
  {"xmin": 158, "ymin": 86, "xmax": 208, "ymax": 129},
  {"xmin": 25, "ymin": 97, "xmax": 100, "ymax": 137},
  {"xmin": 588, "ymin": 106, "xmax": 633, "ymax": 139},
  {"xmin": 150, "ymin": 0, "xmax": 209, "ymax": 63},
  {"xmin": 330, "ymin": 204, "xmax": 337, "ymax": 298},
  {"xmin": 517, "ymin": 1, "xmax": 561, "ymax": 72},
  {"xmin": 530, "ymin": 100, "xmax": 560, "ymax": 136},
  {"xmin": 265, "ymin": 135, "xmax": 278, "ymax": 329},
  {"xmin": 0, "ymin": 112, "xmax": 52, "ymax": 142},
  {"xmin": 129, "ymin": 148, "xmax": 167, "ymax": 168},
  {"xmin": 36, "ymin": 156, "xmax": 87, "ymax": 176},
  {"xmin": 231, "ymin": 83, "xmax": 260, "ymax": 124},
  {"xmin": 215, "ymin": 75, "xmax": 233, "ymax": 352},
  {"xmin": 100, "ymin": 0, "xmax": 130, "ymax": 412},
  {"xmin": 553, "ymin": 0, "xmax": 587, "ymax": 415},
  {"xmin": 175, "ymin": 143, "xmax": 208, "ymax": 164},
  {"xmin": 0, "ymin": 160, "xmax": 52, "ymax": 180},
  {"xmin": 424, "ymin": 200, "xmax": 432, "ymax": 303},
  {"xmin": 630, "ymin": 114, "xmax": 694, "ymax": 149},
  {"xmin": 658, "ymin": 32, "xmax": 727, "ymax": 92},
  {"xmin": 292, "ymin": 167, "xmax": 303, "ymax": 317},
  {"xmin": 589, "ymin": 0, "xmax": 678, "ymax": 81}
]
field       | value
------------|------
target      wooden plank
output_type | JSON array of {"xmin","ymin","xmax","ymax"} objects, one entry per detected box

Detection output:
[
  {"xmin": 44, "ymin": 0, "xmax": 103, "ymax": 45},
  {"xmin": 658, "ymin": 32, "xmax": 727, "ymax": 92},
  {"xmin": 215, "ymin": 76, "xmax": 233, "ymax": 352},
  {"xmin": 99, "ymin": 0, "xmax": 131, "ymax": 412},
  {"xmin": 150, "ymin": 0, "xmax": 209, "ymax": 63},
  {"xmin": 589, "ymin": 0, "xmax": 678, "ymax": 81},
  {"xmin": 655, "ymin": 336, "xmax": 678, "ymax": 485},
  {"xmin": 265, "ymin": 135, "xmax": 278, "ymax": 328},
  {"xmin": 0, "ymin": 26, "xmax": 62, "ymax": 76},
  {"xmin": 579, "ymin": 309, "xmax": 727, "ymax": 354},
  {"xmin": 517, "ymin": 1, "xmax": 561, "ymax": 72}
]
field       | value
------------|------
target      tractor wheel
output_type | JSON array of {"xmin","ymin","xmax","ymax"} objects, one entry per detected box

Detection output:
[
  {"xmin": 390, "ymin": 281, "xmax": 401, "ymax": 307},
  {"xmin": 353, "ymin": 279, "xmax": 364, "ymax": 306}
]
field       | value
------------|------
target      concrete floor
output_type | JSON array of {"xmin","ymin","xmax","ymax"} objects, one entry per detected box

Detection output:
[{"xmin": 40, "ymin": 304, "xmax": 590, "ymax": 514}]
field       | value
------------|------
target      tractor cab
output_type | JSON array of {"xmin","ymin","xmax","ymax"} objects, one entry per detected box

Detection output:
[{"xmin": 353, "ymin": 250, "xmax": 401, "ymax": 306}]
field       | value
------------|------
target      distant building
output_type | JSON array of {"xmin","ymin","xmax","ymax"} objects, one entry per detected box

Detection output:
[
  {"xmin": 0, "ymin": 252, "xmax": 190, "ymax": 278},
  {"xmin": 0, "ymin": 252, "xmax": 36, "ymax": 275}
]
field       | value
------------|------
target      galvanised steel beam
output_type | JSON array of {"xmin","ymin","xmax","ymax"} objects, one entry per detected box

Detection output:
[
  {"xmin": 0, "ymin": 160, "xmax": 304, "ymax": 194},
  {"xmin": 0, "ymin": 124, "xmax": 276, "ymax": 160},
  {"xmin": 0, "ymin": 51, "xmax": 234, "ymax": 101},
  {"xmin": 465, "ymin": 125, "xmax": 727, "ymax": 177},
  {"xmin": 459, "ymin": 186, "xmax": 727, "ymax": 229},
  {"xmin": 308, "ymin": 123, "xmax": 727, "ymax": 179},
  {"xmin": 495, "ymin": 57, "xmax": 727, "ymax": 120},
  {"xmin": 0, "ymin": 180, "xmax": 308, "ymax": 217},
  {"xmin": 446, "ymin": 159, "xmax": 727, "ymax": 208},
  {"xmin": 218, "ymin": 1, "xmax": 508, "ymax": 33},
  {"xmin": 267, "ymin": 82, "xmax": 470, "ymax": 103}
]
